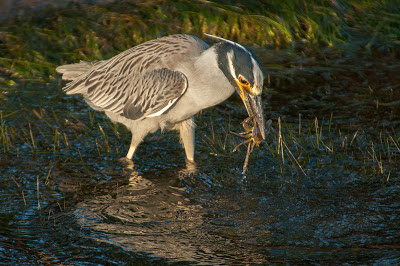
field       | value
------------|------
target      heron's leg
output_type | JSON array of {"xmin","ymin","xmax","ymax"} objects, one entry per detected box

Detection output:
[
  {"xmin": 125, "ymin": 121, "xmax": 156, "ymax": 160},
  {"xmin": 126, "ymin": 134, "xmax": 140, "ymax": 160},
  {"xmin": 126, "ymin": 144, "xmax": 136, "ymax": 160},
  {"xmin": 179, "ymin": 116, "xmax": 195, "ymax": 162}
]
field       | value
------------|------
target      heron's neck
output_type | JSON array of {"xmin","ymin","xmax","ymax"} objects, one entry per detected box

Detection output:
[{"xmin": 190, "ymin": 46, "xmax": 235, "ymax": 108}]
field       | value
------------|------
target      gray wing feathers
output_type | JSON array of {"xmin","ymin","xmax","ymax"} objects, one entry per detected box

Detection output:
[
  {"xmin": 123, "ymin": 69, "xmax": 187, "ymax": 120},
  {"xmin": 86, "ymin": 68, "xmax": 187, "ymax": 120}
]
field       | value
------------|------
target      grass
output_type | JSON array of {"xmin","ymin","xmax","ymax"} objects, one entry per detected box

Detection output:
[
  {"xmin": 197, "ymin": 102, "xmax": 400, "ymax": 182},
  {"xmin": 0, "ymin": 0, "xmax": 399, "ymax": 81}
]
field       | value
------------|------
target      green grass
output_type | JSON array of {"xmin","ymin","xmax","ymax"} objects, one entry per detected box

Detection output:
[{"xmin": 0, "ymin": 0, "xmax": 399, "ymax": 81}]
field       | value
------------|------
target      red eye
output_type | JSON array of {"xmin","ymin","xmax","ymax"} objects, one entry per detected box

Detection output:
[{"xmin": 239, "ymin": 76, "xmax": 249, "ymax": 85}]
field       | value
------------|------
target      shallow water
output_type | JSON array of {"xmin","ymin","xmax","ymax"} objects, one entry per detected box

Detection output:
[
  {"xmin": 1, "ymin": 48, "xmax": 400, "ymax": 264},
  {"xmin": 1, "ymin": 156, "xmax": 399, "ymax": 264}
]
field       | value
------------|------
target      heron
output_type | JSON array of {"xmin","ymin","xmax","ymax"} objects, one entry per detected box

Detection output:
[{"xmin": 56, "ymin": 34, "xmax": 266, "ymax": 162}]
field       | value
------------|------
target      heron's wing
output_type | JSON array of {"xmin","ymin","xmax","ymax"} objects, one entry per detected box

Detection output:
[
  {"xmin": 84, "ymin": 68, "xmax": 188, "ymax": 120},
  {"xmin": 59, "ymin": 35, "xmax": 206, "ymax": 120}
]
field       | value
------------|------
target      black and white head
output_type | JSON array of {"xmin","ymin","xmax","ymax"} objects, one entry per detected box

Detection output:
[{"xmin": 206, "ymin": 34, "xmax": 266, "ymax": 139}]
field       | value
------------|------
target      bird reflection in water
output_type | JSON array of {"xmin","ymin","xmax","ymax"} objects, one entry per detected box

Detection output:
[{"xmin": 74, "ymin": 163, "xmax": 224, "ymax": 263}]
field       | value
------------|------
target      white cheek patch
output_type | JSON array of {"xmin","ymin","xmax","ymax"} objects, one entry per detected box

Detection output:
[{"xmin": 227, "ymin": 50, "xmax": 237, "ymax": 80}]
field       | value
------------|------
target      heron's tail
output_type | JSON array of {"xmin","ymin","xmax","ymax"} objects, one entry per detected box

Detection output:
[{"xmin": 56, "ymin": 60, "xmax": 96, "ymax": 81}]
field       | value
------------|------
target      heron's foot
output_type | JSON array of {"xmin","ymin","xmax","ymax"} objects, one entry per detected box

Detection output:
[
  {"xmin": 185, "ymin": 159, "xmax": 197, "ymax": 173},
  {"xmin": 118, "ymin": 156, "xmax": 135, "ymax": 171},
  {"xmin": 118, "ymin": 156, "xmax": 132, "ymax": 163},
  {"xmin": 177, "ymin": 159, "xmax": 197, "ymax": 178}
]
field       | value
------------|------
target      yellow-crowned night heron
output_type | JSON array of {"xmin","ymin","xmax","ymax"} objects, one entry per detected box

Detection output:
[{"xmin": 56, "ymin": 34, "xmax": 266, "ymax": 162}]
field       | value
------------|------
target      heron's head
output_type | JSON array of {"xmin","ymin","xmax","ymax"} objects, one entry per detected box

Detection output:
[{"xmin": 212, "ymin": 36, "xmax": 266, "ymax": 139}]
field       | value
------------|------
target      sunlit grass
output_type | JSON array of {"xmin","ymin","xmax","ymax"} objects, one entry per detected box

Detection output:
[{"xmin": 0, "ymin": 0, "xmax": 399, "ymax": 81}]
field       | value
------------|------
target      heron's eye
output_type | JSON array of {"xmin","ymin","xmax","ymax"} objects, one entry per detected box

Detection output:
[{"xmin": 239, "ymin": 76, "xmax": 249, "ymax": 86}]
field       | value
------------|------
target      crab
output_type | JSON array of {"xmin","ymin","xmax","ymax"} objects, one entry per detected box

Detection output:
[{"xmin": 232, "ymin": 115, "xmax": 264, "ymax": 174}]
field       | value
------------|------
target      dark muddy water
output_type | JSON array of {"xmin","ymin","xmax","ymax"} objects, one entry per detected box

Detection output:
[{"xmin": 1, "ymin": 49, "xmax": 400, "ymax": 264}]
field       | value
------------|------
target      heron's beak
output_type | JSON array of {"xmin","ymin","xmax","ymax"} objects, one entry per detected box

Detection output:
[{"xmin": 235, "ymin": 81, "xmax": 266, "ymax": 140}]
